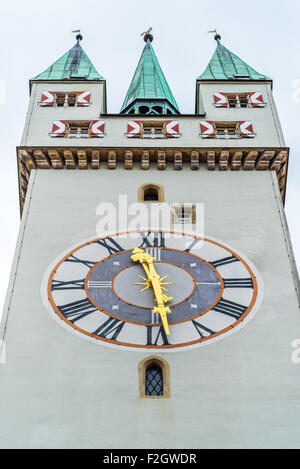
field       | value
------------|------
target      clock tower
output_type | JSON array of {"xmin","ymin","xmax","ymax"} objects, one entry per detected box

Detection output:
[{"xmin": 1, "ymin": 32, "xmax": 300, "ymax": 449}]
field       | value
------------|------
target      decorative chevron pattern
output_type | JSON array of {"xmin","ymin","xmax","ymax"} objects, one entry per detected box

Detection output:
[
  {"xmin": 127, "ymin": 121, "xmax": 141, "ymax": 137},
  {"xmin": 76, "ymin": 91, "xmax": 91, "ymax": 106}
]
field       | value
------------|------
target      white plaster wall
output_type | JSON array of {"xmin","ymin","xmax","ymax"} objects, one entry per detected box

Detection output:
[
  {"xmin": 21, "ymin": 81, "xmax": 106, "ymax": 146},
  {"xmin": 0, "ymin": 168, "xmax": 299, "ymax": 449},
  {"xmin": 21, "ymin": 82, "xmax": 285, "ymax": 149},
  {"xmin": 197, "ymin": 82, "xmax": 285, "ymax": 146}
]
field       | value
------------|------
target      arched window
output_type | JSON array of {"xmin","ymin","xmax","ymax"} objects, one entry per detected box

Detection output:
[
  {"xmin": 138, "ymin": 183, "xmax": 165, "ymax": 203},
  {"xmin": 138, "ymin": 356, "xmax": 170, "ymax": 398},
  {"xmin": 145, "ymin": 364, "xmax": 163, "ymax": 396},
  {"xmin": 144, "ymin": 186, "xmax": 159, "ymax": 201},
  {"xmin": 152, "ymin": 106, "xmax": 163, "ymax": 115},
  {"xmin": 139, "ymin": 105, "xmax": 150, "ymax": 114}
]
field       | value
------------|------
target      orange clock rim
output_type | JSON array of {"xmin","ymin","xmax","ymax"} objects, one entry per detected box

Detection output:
[{"xmin": 47, "ymin": 230, "xmax": 258, "ymax": 349}]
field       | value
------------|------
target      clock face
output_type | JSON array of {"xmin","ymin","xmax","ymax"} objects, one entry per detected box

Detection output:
[{"xmin": 42, "ymin": 230, "xmax": 263, "ymax": 352}]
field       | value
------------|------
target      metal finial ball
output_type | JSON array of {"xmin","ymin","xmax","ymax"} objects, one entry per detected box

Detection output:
[
  {"xmin": 144, "ymin": 33, "xmax": 153, "ymax": 43},
  {"xmin": 214, "ymin": 34, "xmax": 221, "ymax": 42},
  {"xmin": 76, "ymin": 34, "xmax": 83, "ymax": 42}
]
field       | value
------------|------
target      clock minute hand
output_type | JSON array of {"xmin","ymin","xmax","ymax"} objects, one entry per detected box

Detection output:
[
  {"xmin": 131, "ymin": 248, "xmax": 173, "ymax": 336},
  {"xmin": 146, "ymin": 261, "xmax": 173, "ymax": 336},
  {"xmin": 147, "ymin": 262, "xmax": 172, "ymax": 304}
]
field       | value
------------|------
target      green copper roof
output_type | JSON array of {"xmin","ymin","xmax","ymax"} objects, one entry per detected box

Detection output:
[
  {"xmin": 197, "ymin": 40, "xmax": 271, "ymax": 81},
  {"xmin": 31, "ymin": 41, "xmax": 105, "ymax": 82},
  {"xmin": 120, "ymin": 40, "xmax": 179, "ymax": 113}
]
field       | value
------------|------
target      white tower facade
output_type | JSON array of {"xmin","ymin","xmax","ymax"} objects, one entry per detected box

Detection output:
[{"xmin": 0, "ymin": 34, "xmax": 299, "ymax": 449}]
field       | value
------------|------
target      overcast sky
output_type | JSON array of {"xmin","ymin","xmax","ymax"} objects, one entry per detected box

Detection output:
[{"xmin": 0, "ymin": 0, "xmax": 299, "ymax": 316}]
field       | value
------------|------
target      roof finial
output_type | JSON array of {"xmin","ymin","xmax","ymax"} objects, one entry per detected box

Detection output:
[
  {"xmin": 208, "ymin": 29, "xmax": 221, "ymax": 43},
  {"xmin": 140, "ymin": 27, "xmax": 153, "ymax": 43},
  {"xmin": 72, "ymin": 29, "xmax": 83, "ymax": 43}
]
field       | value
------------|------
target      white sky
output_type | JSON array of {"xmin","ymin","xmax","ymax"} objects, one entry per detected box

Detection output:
[{"xmin": 0, "ymin": 0, "xmax": 299, "ymax": 316}]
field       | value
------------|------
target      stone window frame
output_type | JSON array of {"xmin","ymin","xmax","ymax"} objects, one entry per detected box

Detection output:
[
  {"xmin": 171, "ymin": 203, "xmax": 196, "ymax": 224},
  {"xmin": 138, "ymin": 183, "xmax": 165, "ymax": 203},
  {"xmin": 138, "ymin": 356, "xmax": 170, "ymax": 399}
]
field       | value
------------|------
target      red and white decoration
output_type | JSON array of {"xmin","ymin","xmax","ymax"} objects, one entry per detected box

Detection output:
[
  {"xmin": 249, "ymin": 92, "xmax": 265, "ymax": 108},
  {"xmin": 165, "ymin": 121, "xmax": 180, "ymax": 137},
  {"xmin": 50, "ymin": 120, "xmax": 66, "ymax": 137},
  {"xmin": 40, "ymin": 91, "xmax": 55, "ymax": 107},
  {"xmin": 239, "ymin": 121, "xmax": 255, "ymax": 137},
  {"xmin": 127, "ymin": 121, "xmax": 141, "ymax": 137},
  {"xmin": 200, "ymin": 121, "xmax": 215, "ymax": 138},
  {"xmin": 91, "ymin": 120, "xmax": 105, "ymax": 137},
  {"xmin": 213, "ymin": 93, "xmax": 228, "ymax": 108},
  {"xmin": 76, "ymin": 92, "xmax": 91, "ymax": 107}
]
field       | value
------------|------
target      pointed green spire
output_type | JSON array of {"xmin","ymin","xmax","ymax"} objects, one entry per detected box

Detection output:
[
  {"xmin": 120, "ymin": 35, "xmax": 179, "ymax": 115},
  {"xmin": 198, "ymin": 36, "xmax": 271, "ymax": 82},
  {"xmin": 31, "ymin": 36, "xmax": 105, "ymax": 82}
]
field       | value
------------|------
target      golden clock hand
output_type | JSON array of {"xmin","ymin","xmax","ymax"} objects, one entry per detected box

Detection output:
[
  {"xmin": 131, "ymin": 247, "xmax": 153, "ymax": 278},
  {"xmin": 153, "ymin": 306, "xmax": 171, "ymax": 336},
  {"xmin": 131, "ymin": 247, "xmax": 173, "ymax": 336},
  {"xmin": 147, "ymin": 263, "xmax": 172, "ymax": 336},
  {"xmin": 131, "ymin": 248, "xmax": 169, "ymax": 300},
  {"xmin": 147, "ymin": 263, "xmax": 173, "ymax": 303}
]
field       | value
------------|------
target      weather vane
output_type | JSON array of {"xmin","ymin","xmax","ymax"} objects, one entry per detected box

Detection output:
[
  {"xmin": 140, "ymin": 27, "xmax": 152, "ymax": 37},
  {"xmin": 72, "ymin": 29, "xmax": 83, "ymax": 42},
  {"xmin": 208, "ymin": 29, "xmax": 221, "ymax": 42},
  {"xmin": 140, "ymin": 27, "xmax": 153, "ymax": 43}
]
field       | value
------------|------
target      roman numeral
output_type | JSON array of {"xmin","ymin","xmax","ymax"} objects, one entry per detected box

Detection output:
[
  {"xmin": 139, "ymin": 232, "xmax": 166, "ymax": 248},
  {"xmin": 185, "ymin": 238, "xmax": 202, "ymax": 252},
  {"xmin": 52, "ymin": 279, "xmax": 85, "ymax": 291},
  {"xmin": 213, "ymin": 298, "xmax": 247, "ymax": 320},
  {"xmin": 146, "ymin": 248, "xmax": 161, "ymax": 260},
  {"xmin": 93, "ymin": 317, "xmax": 125, "ymax": 340},
  {"xmin": 95, "ymin": 238, "xmax": 124, "ymax": 255},
  {"xmin": 146, "ymin": 325, "xmax": 170, "ymax": 346},
  {"xmin": 192, "ymin": 320, "xmax": 215, "ymax": 338},
  {"xmin": 210, "ymin": 255, "xmax": 239, "ymax": 269},
  {"xmin": 87, "ymin": 280, "xmax": 112, "ymax": 289},
  {"xmin": 223, "ymin": 278, "xmax": 253, "ymax": 289},
  {"xmin": 58, "ymin": 298, "xmax": 97, "ymax": 323},
  {"xmin": 65, "ymin": 254, "xmax": 97, "ymax": 269}
]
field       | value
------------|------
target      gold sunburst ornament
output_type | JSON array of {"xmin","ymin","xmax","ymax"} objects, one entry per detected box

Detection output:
[{"xmin": 133, "ymin": 274, "xmax": 174, "ymax": 293}]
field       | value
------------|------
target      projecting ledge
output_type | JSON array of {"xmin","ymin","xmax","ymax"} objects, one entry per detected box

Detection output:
[{"xmin": 17, "ymin": 147, "xmax": 289, "ymax": 213}]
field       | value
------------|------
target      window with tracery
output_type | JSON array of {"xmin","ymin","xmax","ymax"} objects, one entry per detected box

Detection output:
[
  {"xmin": 145, "ymin": 365, "xmax": 163, "ymax": 396},
  {"xmin": 138, "ymin": 356, "xmax": 170, "ymax": 399}
]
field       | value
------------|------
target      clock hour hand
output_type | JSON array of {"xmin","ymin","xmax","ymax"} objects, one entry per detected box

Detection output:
[{"xmin": 131, "ymin": 247, "xmax": 152, "ymax": 279}]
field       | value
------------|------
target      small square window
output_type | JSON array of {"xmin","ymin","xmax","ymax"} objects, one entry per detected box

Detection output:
[
  {"xmin": 214, "ymin": 92, "xmax": 265, "ymax": 109},
  {"xmin": 215, "ymin": 122, "xmax": 239, "ymax": 139},
  {"xmin": 226, "ymin": 93, "xmax": 250, "ymax": 108},
  {"xmin": 54, "ymin": 92, "xmax": 78, "ymax": 107},
  {"xmin": 127, "ymin": 121, "xmax": 180, "ymax": 139},
  {"xmin": 172, "ymin": 204, "xmax": 195, "ymax": 224}
]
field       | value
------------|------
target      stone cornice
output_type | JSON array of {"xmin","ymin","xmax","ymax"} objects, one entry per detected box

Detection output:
[{"xmin": 17, "ymin": 146, "xmax": 289, "ymax": 215}]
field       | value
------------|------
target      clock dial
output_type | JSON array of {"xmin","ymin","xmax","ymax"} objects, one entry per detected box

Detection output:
[{"xmin": 42, "ymin": 230, "xmax": 263, "ymax": 352}]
